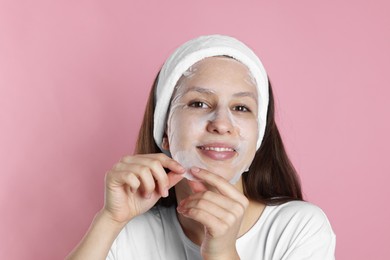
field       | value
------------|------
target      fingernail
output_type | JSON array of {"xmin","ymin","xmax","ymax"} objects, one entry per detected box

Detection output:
[
  {"xmin": 191, "ymin": 167, "xmax": 200, "ymax": 173},
  {"xmin": 177, "ymin": 208, "xmax": 188, "ymax": 216},
  {"xmin": 177, "ymin": 165, "xmax": 186, "ymax": 173},
  {"xmin": 163, "ymin": 188, "xmax": 169, "ymax": 198},
  {"xmin": 176, "ymin": 204, "xmax": 187, "ymax": 214}
]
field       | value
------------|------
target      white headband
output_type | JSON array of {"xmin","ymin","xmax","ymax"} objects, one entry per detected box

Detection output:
[{"xmin": 153, "ymin": 34, "xmax": 269, "ymax": 152}]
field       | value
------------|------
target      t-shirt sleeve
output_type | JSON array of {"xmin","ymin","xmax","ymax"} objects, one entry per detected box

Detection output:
[{"xmin": 281, "ymin": 203, "xmax": 336, "ymax": 260}]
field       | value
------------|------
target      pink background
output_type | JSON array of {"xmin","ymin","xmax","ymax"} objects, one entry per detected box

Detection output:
[{"xmin": 1, "ymin": 1, "xmax": 389, "ymax": 259}]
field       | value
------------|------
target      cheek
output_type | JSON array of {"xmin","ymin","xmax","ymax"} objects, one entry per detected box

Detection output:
[
  {"xmin": 235, "ymin": 117, "xmax": 259, "ymax": 143},
  {"xmin": 234, "ymin": 117, "xmax": 258, "ymax": 166},
  {"xmin": 167, "ymin": 108, "xmax": 208, "ymax": 148}
]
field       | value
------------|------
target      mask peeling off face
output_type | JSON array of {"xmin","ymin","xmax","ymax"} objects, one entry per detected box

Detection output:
[{"xmin": 166, "ymin": 57, "xmax": 259, "ymax": 184}]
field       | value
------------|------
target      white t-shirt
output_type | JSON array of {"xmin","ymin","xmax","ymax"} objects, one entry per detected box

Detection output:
[{"xmin": 107, "ymin": 200, "xmax": 336, "ymax": 260}]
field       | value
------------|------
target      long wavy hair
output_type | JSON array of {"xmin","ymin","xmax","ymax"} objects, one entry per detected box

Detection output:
[{"xmin": 135, "ymin": 71, "xmax": 303, "ymax": 206}]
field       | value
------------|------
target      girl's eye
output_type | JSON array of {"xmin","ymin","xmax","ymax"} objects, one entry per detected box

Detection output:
[
  {"xmin": 233, "ymin": 105, "xmax": 250, "ymax": 112},
  {"xmin": 189, "ymin": 101, "xmax": 209, "ymax": 108}
]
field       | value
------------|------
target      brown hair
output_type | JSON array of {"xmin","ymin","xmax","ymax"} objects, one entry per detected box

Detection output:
[{"xmin": 135, "ymin": 72, "xmax": 303, "ymax": 206}]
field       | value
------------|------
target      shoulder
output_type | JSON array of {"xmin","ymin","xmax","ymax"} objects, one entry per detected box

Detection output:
[
  {"xmin": 271, "ymin": 199, "xmax": 324, "ymax": 213},
  {"xmin": 267, "ymin": 200, "xmax": 334, "ymax": 234},
  {"xmin": 237, "ymin": 201, "xmax": 335, "ymax": 259},
  {"xmin": 266, "ymin": 200, "xmax": 336, "ymax": 259},
  {"xmin": 271, "ymin": 200, "xmax": 330, "ymax": 222}
]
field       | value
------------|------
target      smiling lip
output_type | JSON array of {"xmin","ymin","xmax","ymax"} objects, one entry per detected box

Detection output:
[{"xmin": 197, "ymin": 143, "xmax": 237, "ymax": 161}]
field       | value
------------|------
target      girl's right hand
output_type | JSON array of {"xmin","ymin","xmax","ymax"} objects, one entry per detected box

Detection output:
[{"xmin": 102, "ymin": 153, "xmax": 185, "ymax": 224}]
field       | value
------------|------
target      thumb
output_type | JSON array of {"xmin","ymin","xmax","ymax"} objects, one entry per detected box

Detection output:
[{"xmin": 167, "ymin": 171, "xmax": 184, "ymax": 189}]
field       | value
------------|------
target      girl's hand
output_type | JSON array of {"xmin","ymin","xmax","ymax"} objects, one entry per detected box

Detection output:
[
  {"xmin": 176, "ymin": 167, "xmax": 248, "ymax": 260},
  {"xmin": 103, "ymin": 153, "xmax": 185, "ymax": 224}
]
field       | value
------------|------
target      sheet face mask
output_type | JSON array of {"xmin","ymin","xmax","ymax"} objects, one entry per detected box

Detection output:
[
  {"xmin": 168, "ymin": 106, "xmax": 254, "ymax": 184},
  {"xmin": 153, "ymin": 34, "xmax": 269, "ymax": 184},
  {"xmin": 165, "ymin": 58, "xmax": 258, "ymax": 184}
]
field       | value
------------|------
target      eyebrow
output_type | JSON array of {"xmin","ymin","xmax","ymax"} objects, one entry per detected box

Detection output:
[
  {"xmin": 233, "ymin": 91, "xmax": 258, "ymax": 103},
  {"xmin": 185, "ymin": 86, "xmax": 258, "ymax": 103}
]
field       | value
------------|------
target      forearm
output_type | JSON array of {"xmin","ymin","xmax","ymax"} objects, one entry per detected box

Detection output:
[{"xmin": 66, "ymin": 209, "xmax": 126, "ymax": 260}]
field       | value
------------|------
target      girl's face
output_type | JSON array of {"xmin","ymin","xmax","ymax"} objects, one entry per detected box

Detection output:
[{"xmin": 165, "ymin": 57, "xmax": 259, "ymax": 183}]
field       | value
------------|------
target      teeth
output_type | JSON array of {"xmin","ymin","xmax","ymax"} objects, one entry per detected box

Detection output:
[{"xmin": 201, "ymin": 147, "xmax": 234, "ymax": 152}]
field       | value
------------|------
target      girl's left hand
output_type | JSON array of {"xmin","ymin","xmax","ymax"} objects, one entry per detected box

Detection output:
[{"xmin": 176, "ymin": 167, "xmax": 249, "ymax": 260}]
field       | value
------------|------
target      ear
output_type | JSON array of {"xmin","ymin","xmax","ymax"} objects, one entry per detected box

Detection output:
[{"xmin": 162, "ymin": 134, "xmax": 170, "ymax": 150}]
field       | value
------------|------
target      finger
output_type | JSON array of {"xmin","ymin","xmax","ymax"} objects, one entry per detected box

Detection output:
[
  {"xmin": 117, "ymin": 161, "xmax": 167, "ymax": 197},
  {"xmin": 155, "ymin": 154, "xmax": 186, "ymax": 174},
  {"xmin": 120, "ymin": 155, "xmax": 184, "ymax": 196},
  {"xmin": 126, "ymin": 172, "xmax": 141, "ymax": 193},
  {"xmin": 108, "ymin": 171, "xmax": 141, "ymax": 193},
  {"xmin": 139, "ymin": 156, "xmax": 185, "ymax": 196},
  {"xmin": 130, "ymin": 161, "xmax": 169, "ymax": 197},
  {"xmin": 167, "ymin": 171, "xmax": 185, "ymax": 189},
  {"xmin": 112, "ymin": 162, "xmax": 127, "ymax": 171},
  {"xmin": 122, "ymin": 154, "xmax": 185, "ymax": 174},
  {"xmin": 180, "ymin": 191, "xmax": 244, "ymax": 217},
  {"xmin": 179, "ymin": 196, "xmax": 236, "ymax": 223},
  {"xmin": 134, "ymin": 167, "xmax": 156, "ymax": 198},
  {"xmin": 187, "ymin": 180, "xmax": 208, "ymax": 193},
  {"xmin": 178, "ymin": 205, "xmax": 230, "ymax": 237},
  {"xmin": 190, "ymin": 167, "xmax": 248, "ymax": 208},
  {"xmin": 116, "ymin": 164, "xmax": 156, "ymax": 198},
  {"xmin": 145, "ymin": 158, "xmax": 182, "ymax": 195}
]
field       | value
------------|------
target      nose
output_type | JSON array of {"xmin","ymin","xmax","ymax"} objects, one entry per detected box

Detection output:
[{"xmin": 206, "ymin": 108, "xmax": 235, "ymax": 135}]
